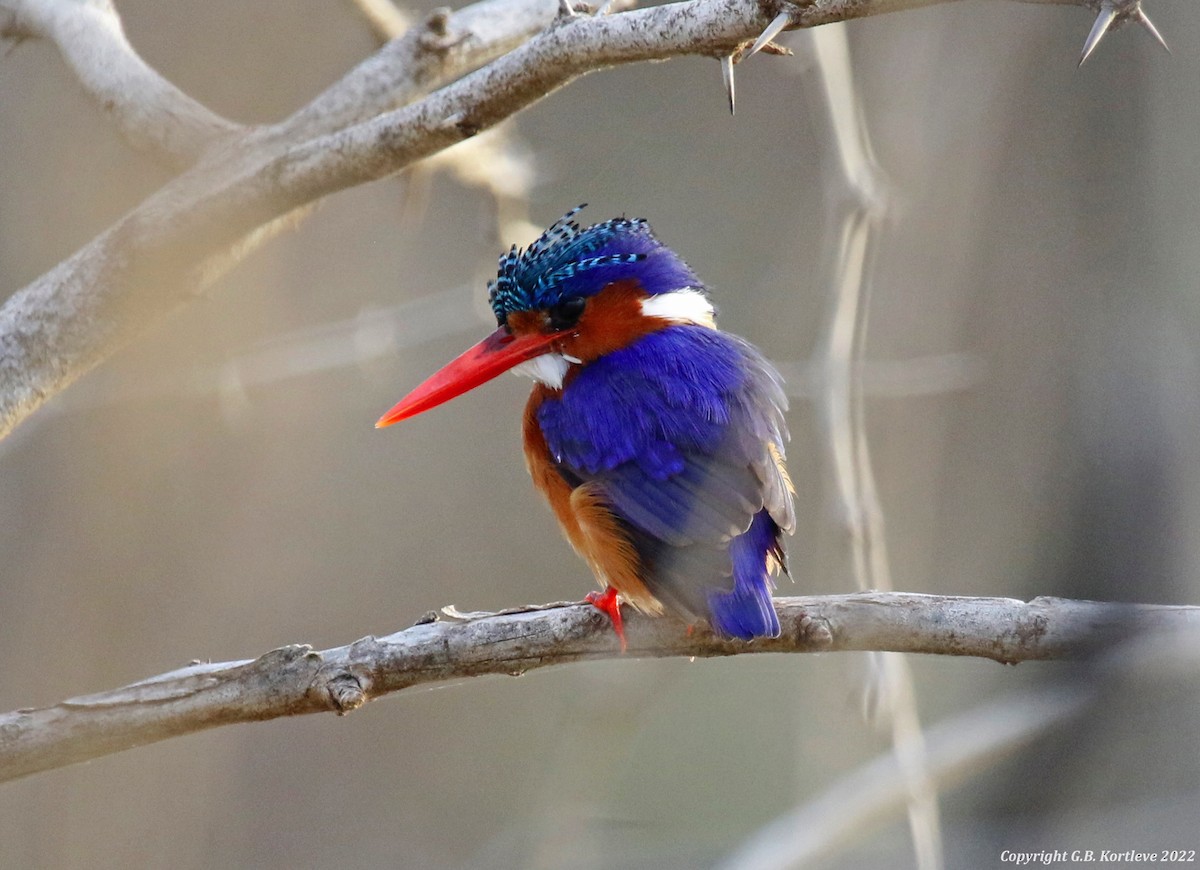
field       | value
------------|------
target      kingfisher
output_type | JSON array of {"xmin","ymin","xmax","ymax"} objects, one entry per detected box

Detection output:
[{"xmin": 377, "ymin": 206, "xmax": 795, "ymax": 647}]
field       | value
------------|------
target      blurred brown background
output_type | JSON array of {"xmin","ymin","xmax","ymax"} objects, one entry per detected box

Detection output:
[{"xmin": 1, "ymin": 1, "xmax": 1197, "ymax": 867}]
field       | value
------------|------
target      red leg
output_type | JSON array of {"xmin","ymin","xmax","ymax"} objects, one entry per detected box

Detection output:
[{"xmin": 585, "ymin": 586, "xmax": 627, "ymax": 653}]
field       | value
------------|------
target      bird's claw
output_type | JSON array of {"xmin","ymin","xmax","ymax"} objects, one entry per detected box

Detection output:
[{"xmin": 585, "ymin": 587, "xmax": 627, "ymax": 652}]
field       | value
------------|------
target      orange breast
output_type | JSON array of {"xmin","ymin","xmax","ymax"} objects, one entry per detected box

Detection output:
[{"xmin": 522, "ymin": 386, "xmax": 663, "ymax": 614}]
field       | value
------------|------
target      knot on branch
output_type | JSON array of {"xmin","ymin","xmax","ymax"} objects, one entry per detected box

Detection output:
[
  {"xmin": 418, "ymin": 8, "xmax": 470, "ymax": 52},
  {"xmin": 795, "ymin": 611, "xmax": 834, "ymax": 650},
  {"xmin": 438, "ymin": 112, "xmax": 482, "ymax": 140},
  {"xmin": 323, "ymin": 672, "xmax": 368, "ymax": 714}
]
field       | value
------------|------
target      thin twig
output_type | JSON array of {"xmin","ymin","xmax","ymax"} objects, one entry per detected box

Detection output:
[
  {"xmin": 0, "ymin": 593, "xmax": 1194, "ymax": 784},
  {"xmin": 345, "ymin": 0, "xmax": 413, "ymax": 42}
]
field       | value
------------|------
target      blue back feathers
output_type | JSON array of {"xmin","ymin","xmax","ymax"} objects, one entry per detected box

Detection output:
[
  {"xmin": 488, "ymin": 205, "xmax": 701, "ymax": 323},
  {"xmin": 537, "ymin": 326, "xmax": 792, "ymax": 640},
  {"xmin": 538, "ymin": 327, "xmax": 750, "ymax": 477}
]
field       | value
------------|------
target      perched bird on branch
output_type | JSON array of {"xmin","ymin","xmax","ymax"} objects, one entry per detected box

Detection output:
[{"xmin": 378, "ymin": 206, "xmax": 795, "ymax": 648}]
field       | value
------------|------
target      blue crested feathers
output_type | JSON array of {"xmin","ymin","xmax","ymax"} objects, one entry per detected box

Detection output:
[{"xmin": 488, "ymin": 205, "xmax": 701, "ymax": 323}]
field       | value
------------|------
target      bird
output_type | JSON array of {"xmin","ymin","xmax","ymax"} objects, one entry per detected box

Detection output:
[{"xmin": 377, "ymin": 206, "xmax": 795, "ymax": 648}]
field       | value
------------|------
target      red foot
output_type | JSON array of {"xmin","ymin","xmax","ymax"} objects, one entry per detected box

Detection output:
[{"xmin": 585, "ymin": 586, "xmax": 627, "ymax": 653}]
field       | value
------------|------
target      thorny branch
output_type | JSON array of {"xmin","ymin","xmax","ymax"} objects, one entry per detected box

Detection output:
[
  {"xmin": 0, "ymin": 593, "xmax": 1195, "ymax": 784},
  {"xmin": 0, "ymin": 0, "xmax": 1173, "ymax": 441}
]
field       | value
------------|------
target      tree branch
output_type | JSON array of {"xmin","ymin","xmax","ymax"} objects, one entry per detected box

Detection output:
[
  {"xmin": 0, "ymin": 0, "xmax": 1117, "ymax": 442},
  {"xmin": 0, "ymin": 593, "xmax": 1194, "ymax": 784},
  {"xmin": 0, "ymin": 0, "xmax": 241, "ymax": 165},
  {"xmin": 275, "ymin": 0, "xmax": 590, "ymax": 143}
]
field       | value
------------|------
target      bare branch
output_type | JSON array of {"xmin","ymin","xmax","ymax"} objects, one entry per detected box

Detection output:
[
  {"xmin": 278, "ymin": 0, "xmax": 589, "ymax": 142},
  {"xmin": 0, "ymin": 593, "xmax": 1195, "ymax": 784},
  {"xmin": 0, "ymin": 0, "xmax": 1159, "ymax": 444},
  {"xmin": 0, "ymin": 0, "xmax": 240, "ymax": 164}
]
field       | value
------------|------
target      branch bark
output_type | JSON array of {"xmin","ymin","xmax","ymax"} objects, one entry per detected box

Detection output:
[
  {"xmin": 0, "ymin": 0, "xmax": 1115, "ymax": 442},
  {"xmin": 1, "ymin": 593, "xmax": 1194, "ymax": 784}
]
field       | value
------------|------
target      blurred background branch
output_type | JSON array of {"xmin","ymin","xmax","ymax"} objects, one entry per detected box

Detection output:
[
  {"xmin": 1, "ymin": 593, "xmax": 1194, "ymax": 785},
  {"xmin": 721, "ymin": 624, "xmax": 1200, "ymax": 870},
  {"xmin": 800, "ymin": 21, "xmax": 944, "ymax": 869}
]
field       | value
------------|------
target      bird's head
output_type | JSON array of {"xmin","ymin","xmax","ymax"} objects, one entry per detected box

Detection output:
[{"xmin": 377, "ymin": 206, "xmax": 715, "ymax": 427}]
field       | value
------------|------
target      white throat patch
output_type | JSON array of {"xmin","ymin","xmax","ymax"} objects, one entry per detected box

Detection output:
[
  {"xmin": 640, "ymin": 288, "xmax": 716, "ymax": 328},
  {"xmin": 511, "ymin": 353, "xmax": 570, "ymax": 389}
]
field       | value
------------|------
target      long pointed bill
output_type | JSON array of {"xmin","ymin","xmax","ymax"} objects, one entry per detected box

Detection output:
[{"xmin": 376, "ymin": 326, "xmax": 561, "ymax": 428}]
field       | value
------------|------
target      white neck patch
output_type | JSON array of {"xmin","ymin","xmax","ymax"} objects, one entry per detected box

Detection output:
[
  {"xmin": 640, "ymin": 288, "xmax": 716, "ymax": 328},
  {"xmin": 511, "ymin": 353, "xmax": 570, "ymax": 389}
]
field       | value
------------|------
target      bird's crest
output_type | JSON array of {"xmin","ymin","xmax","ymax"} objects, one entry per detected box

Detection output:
[{"xmin": 488, "ymin": 205, "xmax": 699, "ymax": 323}]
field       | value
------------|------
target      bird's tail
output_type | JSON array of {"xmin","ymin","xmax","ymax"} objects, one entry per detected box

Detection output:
[{"xmin": 707, "ymin": 510, "xmax": 782, "ymax": 640}]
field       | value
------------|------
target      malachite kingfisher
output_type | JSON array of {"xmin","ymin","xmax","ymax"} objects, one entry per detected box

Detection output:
[{"xmin": 377, "ymin": 206, "xmax": 795, "ymax": 647}]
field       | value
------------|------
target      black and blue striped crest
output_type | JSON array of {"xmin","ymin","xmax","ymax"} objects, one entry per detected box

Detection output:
[{"xmin": 487, "ymin": 205, "xmax": 699, "ymax": 324}]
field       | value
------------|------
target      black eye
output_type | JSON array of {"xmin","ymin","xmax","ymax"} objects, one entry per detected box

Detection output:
[{"xmin": 548, "ymin": 297, "xmax": 586, "ymax": 331}]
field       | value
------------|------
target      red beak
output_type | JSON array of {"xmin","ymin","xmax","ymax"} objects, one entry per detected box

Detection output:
[{"xmin": 376, "ymin": 326, "xmax": 561, "ymax": 428}]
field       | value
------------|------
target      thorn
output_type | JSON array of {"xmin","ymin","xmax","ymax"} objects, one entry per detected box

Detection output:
[
  {"xmin": 1079, "ymin": 3, "xmax": 1117, "ymax": 66},
  {"xmin": 556, "ymin": 0, "xmax": 578, "ymax": 17},
  {"xmin": 1134, "ymin": 8, "xmax": 1170, "ymax": 54},
  {"xmin": 594, "ymin": 0, "xmax": 615, "ymax": 14},
  {"xmin": 721, "ymin": 54, "xmax": 736, "ymax": 115},
  {"xmin": 1079, "ymin": 1, "xmax": 1170, "ymax": 66},
  {"xmin": 747, "ymin": 11, "xmax": 791, "ymax": 61}
]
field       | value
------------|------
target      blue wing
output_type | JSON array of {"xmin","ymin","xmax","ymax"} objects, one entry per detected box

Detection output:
[{"xmin": 537, "ymin": 326, "xmax": 794, "ymax": 638}]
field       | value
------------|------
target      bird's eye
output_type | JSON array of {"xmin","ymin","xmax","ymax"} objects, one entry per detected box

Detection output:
[{"xmin": 548, "ymin": 297, "xmax": 586, "ymax": 332}]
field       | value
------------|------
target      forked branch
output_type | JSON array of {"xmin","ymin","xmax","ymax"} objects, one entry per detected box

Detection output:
[{"xmin": 0, "ymin": 0, "xmax": 1170, "ymax": 441}]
